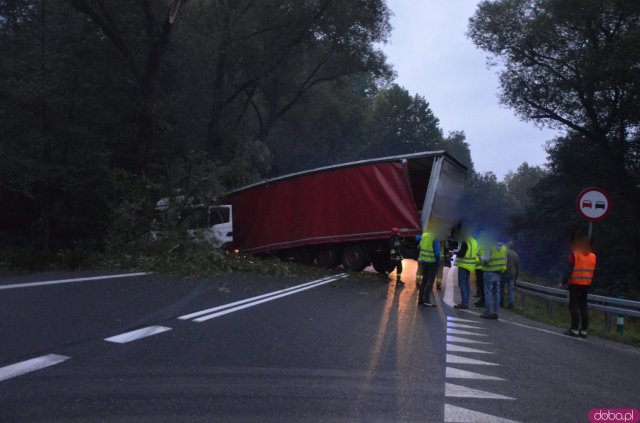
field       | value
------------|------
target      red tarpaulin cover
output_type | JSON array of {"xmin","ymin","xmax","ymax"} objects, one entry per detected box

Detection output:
[{"xmin": 226, "ymin": 162, "xmax": 421, "ymax": 253}]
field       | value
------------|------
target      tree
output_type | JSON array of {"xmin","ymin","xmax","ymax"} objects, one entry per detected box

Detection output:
[
  {"xmin": 363, "ymin": 84, "xmax": 443, "ymax": 157},
  {"xmin": 504, "ymin": 162, "xmax": 545, "ymax": 213},
  {"xmin": 469, "ymin": 0, "xmax": 640, "ymax": 190}
]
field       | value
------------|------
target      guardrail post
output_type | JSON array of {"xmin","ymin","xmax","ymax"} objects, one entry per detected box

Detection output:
[
  {"xmin": 547, "ymin": 299, "xmax": 552, "ymax": 319},
  {"xmin": 616, "ymin": 296, "xmax": 625, "ymax": 335},
  {"xmin": 604, "ymin": 312, "xmax": 611, "ymax": 331}
]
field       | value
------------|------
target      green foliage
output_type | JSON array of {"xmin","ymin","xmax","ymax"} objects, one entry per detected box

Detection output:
[{"xmin": 469, "ymin": 0, "xmax": 640, "ymax": 293}]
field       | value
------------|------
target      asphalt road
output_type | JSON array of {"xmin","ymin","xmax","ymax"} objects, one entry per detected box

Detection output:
[{"xmin": 0, "ymin": 263, "xmax": 638, "ymax": 422}]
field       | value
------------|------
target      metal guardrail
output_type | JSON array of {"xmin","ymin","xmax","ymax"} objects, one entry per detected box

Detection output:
[{"xmin": 515, "ymin": 280, "xmax": 640, "ymax": 331}]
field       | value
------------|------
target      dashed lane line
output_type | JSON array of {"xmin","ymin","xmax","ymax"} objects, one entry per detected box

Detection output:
[
  {"xmin": 105, "ymin": 325, "xmax": 172, "ymax": 344},
  {"xmin": 445, "ymin": 367, "xmax": 505, "ymax": 381},
  {"xmin": 446, "ymin": 344, "xmax": 494, "ymax": 354},
  {"xmin": 444, "ymin": 404, "xmax": 522, "ymax": 423},
  {"xmin": 446, "ymin": 354, "xmax": 499, "ymax": 366},
  {"xmin": 0, "ymin": 272, "xmax": 150, "ymax": 290},
  {"xmin": 0, "ymin": 354, "xmax": 69, "ymax": 382},
  {"xmin": 446, "ymin": 322, "xmax": 485, "ymax": 330},
  {"xmin": 446, "ymin": 335, "xmax": 491, "ymax": 344},
  {"xmin": 445, "ymin": 382, "xmax": 515, "ymax": 400},
  {"xmin": 446, "ymin": 328, "xmax": 488, "ymax": 336}
]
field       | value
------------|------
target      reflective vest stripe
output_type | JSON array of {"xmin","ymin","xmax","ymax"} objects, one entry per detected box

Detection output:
[
  {"xmin": 484, "ymin": 246, "xmax": 507, "ymax": 273},
  {"xmin": 419, "ymin": 232, "xmax": 437, "ymax": 262},
  {"xmin": 455, "ymin": 237, "xmax": 478, "ymax": 271},
  {"xmin": 569, "ymin": 252, "xmax": 596, "ymax": 286}
]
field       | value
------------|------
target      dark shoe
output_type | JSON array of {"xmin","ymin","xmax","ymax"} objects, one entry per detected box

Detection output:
[
  {"xmin": 479, "ymin": 313, "xmax": 492, "ymax": 319},
  {"xmin": 491, "ymin": 314, "xmax": 499, "ymax": 320},
  {"xmin": 453, "ymin": 304, "xmax": 464, "ymax": 309},
  {"xmin": 564, "ymin": 329, "xmax": 580, "ymax": 337},
  {"xmin": 474, "ymin": 301, "xmax": 485, "ymax": 307},
  {"xmin": 424, "ymin": 302, "xmax": 436, "ymax": 307}
]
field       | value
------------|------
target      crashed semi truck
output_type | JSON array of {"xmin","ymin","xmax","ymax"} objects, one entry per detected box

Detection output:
[{"xmin": 222, "ymin": 151, "xmax": 468, "ymax": 272}]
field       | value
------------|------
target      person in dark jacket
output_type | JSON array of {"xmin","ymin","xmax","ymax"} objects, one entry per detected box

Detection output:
[{"xmin": 389, "ymin": 227, "xmax": 404, "ymax": 284}]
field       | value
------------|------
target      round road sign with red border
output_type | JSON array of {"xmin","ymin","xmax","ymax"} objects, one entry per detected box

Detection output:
[{"xmin": 576, "ymin": 187, "xmax": 611, "ymax": 221}]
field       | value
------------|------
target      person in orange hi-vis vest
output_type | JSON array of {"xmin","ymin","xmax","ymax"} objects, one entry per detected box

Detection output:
[{"xmin": 562, "ymin": 233, "xmax": 597, "ymax": 338}]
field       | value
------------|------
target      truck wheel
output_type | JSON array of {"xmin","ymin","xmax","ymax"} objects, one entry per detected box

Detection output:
[
  {"xmin": 317, "ymin": 247, "xmax": 340, "ymax": 268},
  {"xmin": 341, "ymin": 244, "xmax": 368, "ymax": 272},
  {"xmin": 293, "ymin": 248, "xmax": 315, "ymax": 266},
  {"xmin": 371, "ymin": 252, "xmax": 393, "ymax": 274}
]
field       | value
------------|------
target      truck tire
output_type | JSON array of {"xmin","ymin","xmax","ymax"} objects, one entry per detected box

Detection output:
[
  {"xmin": 371, "ymin": 251, "xmax": 393, "ymax": 274},
  {"xmin": 293, "ymin": 248, "xmax": 315, "ymax": 266},
  {"xmin": 341, "ymin": 244, "xmax": 369, "ymax": 272},
  {"xmin": 317, "ymin": 247, "xmax": 340, "ymax": 268}
]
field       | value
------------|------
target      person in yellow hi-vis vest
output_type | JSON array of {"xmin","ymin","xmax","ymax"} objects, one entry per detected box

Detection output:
[
  {"xmin": 454, "ymin": 226, "xmax": 478, "ymax": 310},
  {"xmin": 479, "ymin": 240, "xmax": 507, "ymax": 320},
  {"xmin": 416, "ymin": 231, "xmax": 441, "ymax": 307}
]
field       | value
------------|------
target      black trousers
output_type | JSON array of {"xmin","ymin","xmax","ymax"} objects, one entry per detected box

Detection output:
[
  {"xmin": 419, "ymin": 262, "xmax": 438, "ymax": 303},
  {"xmin": 391, "ymin": 260, "xmax": 403, "ymax": 276},
  {"xmin": 476, "ymin": 269, "xmax": 485, "ymax": 301},
  {"xmin": 569, "ymin": 284, "xmax": 590, "ymax": 331}
]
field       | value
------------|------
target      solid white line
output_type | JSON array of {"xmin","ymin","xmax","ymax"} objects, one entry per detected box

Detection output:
[
  {"xmin": 446, "ymin": 328, "xmax": 488, "ymax": 336},
  {"xmin": 447, "ymin": 344, "xmax": 494, "ymax": 354},
  {"xmin": 0, "ymin": 272, "xmax": 150, "ymax": 290},
  {"xmin": 446, "ymin": 367, "xmax": 504, "ymax": 381},
  {"xmin": 446, "ymin": 335, "xmax": 490, "ymax": 344},
  {"xmin": 445, "ymin": 383, "xmax": 515, "ymax": 400},
  {"xmin": 105, "ymin": 326, "xmax": 172, "ymax": 344},
  {"xmin": 446, "ymin": 354, "xmax": 499, "ymax": 366},
  {"xmin": 194, "ymin": 275, "xmax": 347, "ymax": 322},
  {"xmin": 0, "ymin": 354, "xmax": 69, "ymax": 382},
  {"xmin": 445, "ymin": 404, "xmax": 521, "ymax": 423},
  {"xmin": 178, "ymin": 275, "xmax": 343, "ymax": 320}
]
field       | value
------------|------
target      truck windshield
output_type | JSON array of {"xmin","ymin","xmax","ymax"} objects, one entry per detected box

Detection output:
[{"xmin": 209, "ymin": 207, "xmax": 230, "ymax": 226}]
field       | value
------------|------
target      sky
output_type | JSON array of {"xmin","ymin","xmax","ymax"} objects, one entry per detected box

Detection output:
[{"xmin": 381, "ymin": 0, "xmax": 560, "ymax": 178}]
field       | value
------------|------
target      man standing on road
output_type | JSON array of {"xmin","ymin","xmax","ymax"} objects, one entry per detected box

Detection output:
[
  {"xmin": 389, "ymin": 227, "xmax": 404, "ymax": 285},
  {"xmin": 454, "ymin": 227, "xmax": 478, "ymax": 310},
  {"xmin": 416, "ymin": 230, "xmax": 441, "ymax": 307},
  {"xmin": 562, "ymin": 233, "xmax": 596, "ymax": 338},
  {"xmin": 501, "ymin": 242, "xmax": 520, "ymax": 308},
  {"xmin": 480, "ymin": 239, "xmax": 507, "ymax": 319}
]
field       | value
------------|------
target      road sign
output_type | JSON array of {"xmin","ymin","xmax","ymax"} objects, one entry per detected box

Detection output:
[{"xmin": 576, "ymin": 187, "xmax": 611, "ymax": 221}]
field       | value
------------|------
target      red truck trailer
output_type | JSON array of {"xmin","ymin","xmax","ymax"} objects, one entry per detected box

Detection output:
[{"xmin": 223, "ymin": 151, "xmax": 468, "ymax": 272}]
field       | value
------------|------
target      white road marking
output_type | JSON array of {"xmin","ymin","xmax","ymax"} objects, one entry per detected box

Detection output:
[
  {"xmin": 443, "ymin": 266, "xmax": 456, "ymax": 306},
  {"xmin": 446, "ymin": 328, "xmax": 488, "ymax": 336},
  {"xmin": 445, "ymin": 383, "xmax": 515, "ymax": 400},
  {"xmin": 0, "ymin": 354, "xmax": 69, "ymax": 382},
  {"xmin": 179, "ymin": 275, "xmax": 343, "ymax": 320},
  {"xmin": 447, "ymin": 344, "xmax": 494, "ymax": 354},
  {"xmin": 447, "ymin": 316, "xmax": 476, "ymax": 323},
  {"xmin": 194, "ymin": 275, "xmax": 348, "ymax": 322},
  {"xmin": 446, "ymin": 367, "xmax": 504, "ymax": 381},
  {"xmin": 446, "ymin": 354, "xmax": 499, "ymax": 366},
  {"xmin": 446, "ymin": 335, "xmax": 490, "ymax": 344},
  {"xmin": 0, "ymin": 272, "xmax": 150, "ymax": 290},
  {"xmin": 445, "ymin": 404, "xmax": 522, "ymax": 422},
  {"xmin": 105, "ymin": 326, "xmax": 172, "ymax": 344},
  {"xmin": 447, "ymin": 322, "xmax": 484, "ymax": 329}
]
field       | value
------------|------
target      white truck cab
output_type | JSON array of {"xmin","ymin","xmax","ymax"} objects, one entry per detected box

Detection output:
[{"xmin": 154, "ymin": 198, "xmax": 233, "ymax": 248}]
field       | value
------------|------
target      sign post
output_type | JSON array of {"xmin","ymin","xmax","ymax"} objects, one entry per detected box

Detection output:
[{"xmin": 576, "ymin": 187, "xmax": 611, "ymax": 240}]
